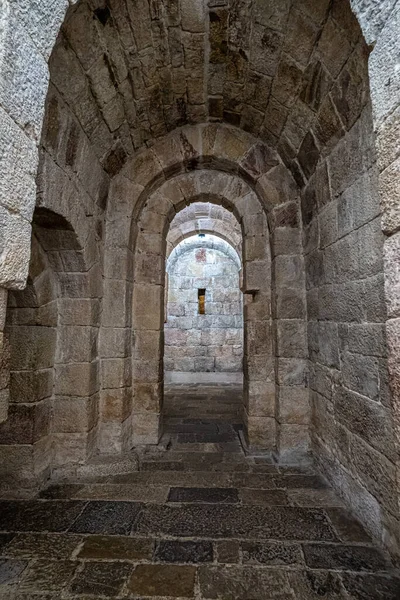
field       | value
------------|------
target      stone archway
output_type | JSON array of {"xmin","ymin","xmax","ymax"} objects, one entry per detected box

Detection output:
[
  {"xmin": 164, "ymin": 234, "xmax": 243, "ymax": 382},
  {"xmin": 101, "ymin": 124, "xmax": 307, "ymax": 460},
  {"xmin": 131, "ymin": 174, "xmax": 275, "ymax": 451},
  {"xmin": 0, "ymin": 0, "xmax": 399, "ymax": 559}
]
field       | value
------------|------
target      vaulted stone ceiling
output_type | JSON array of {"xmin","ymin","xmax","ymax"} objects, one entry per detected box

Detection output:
[
  {"xmin": 46, "ymin": 0, "xmax": 369, "ymax": 184},
  {"xmin": 167, "ymin": 202, "xmax": 241, "ymax": 255}
]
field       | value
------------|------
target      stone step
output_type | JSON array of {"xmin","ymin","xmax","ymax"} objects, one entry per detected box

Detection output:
[{"xmin": 52, "ymin": 452, "xmax": 139, "ymax": 481}]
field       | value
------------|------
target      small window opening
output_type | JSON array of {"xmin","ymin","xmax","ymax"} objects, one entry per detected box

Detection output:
[{"xmin": 198, "ymin": 288, "xmax": 206, "ymax": 315}]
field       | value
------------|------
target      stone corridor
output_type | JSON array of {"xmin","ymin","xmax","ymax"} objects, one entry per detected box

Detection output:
[
  {"xmin": 0, "ymin": 385, "xmax": 399, "ymax": 599},
  {"xmin": 1, "ymin": 0, "xmax": 400, "ymax": 595}
]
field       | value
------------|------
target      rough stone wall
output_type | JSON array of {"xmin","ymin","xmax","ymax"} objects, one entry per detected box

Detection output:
[
  {"xmin": 367, "ymin": 0, "xmax": 400, "ymax": 556},
  {"xmin": 0, "ymin": 235, "xmax": 56, "ymax": 494},
  {"xmin": 0, "ymin": 0, "xmax": 398, "ymax": 558},
  {"xmin": 299, "ymin": 10, "xmax": 400, "ymax": 551},
  {"xmin": 165, "ymin": 242, "xmax": 243, "ymax": 374}
]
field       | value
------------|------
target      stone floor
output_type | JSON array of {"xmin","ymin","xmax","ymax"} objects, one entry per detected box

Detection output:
[{"xmin": 0, "ymin": 384, "xmax": 399, "ymax": 598}]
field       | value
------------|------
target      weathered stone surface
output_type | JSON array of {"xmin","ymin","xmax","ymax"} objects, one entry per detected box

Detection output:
[
  {"xmin": 0, "ymin": 0, "xmax": 398, "ymax": 568},
  {"xmin": 127, "ymin": 564, "xmax": 196, "ymax": 597},
  {"xmin": 71, "ymin": 561, "xmax": 132, "ymax": 596},
  {"xmin": 241, "ymin": 541, "xmax": 302, "ymax": 565},
  {"xmin": 155, "ymin": 539, "xmax": 213, "ymax": 563},
  {"xmin": 199, "ymin": 565, "xmax": 291, "ymax": 599},
  {"xmin": 78, "ymin": 535, "xmax": 153, "ymax": 560}
]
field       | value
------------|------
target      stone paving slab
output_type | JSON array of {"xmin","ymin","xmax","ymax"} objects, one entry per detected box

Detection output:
[
  {"xmin": 131, "ymin": 504, "xmax": 339, "ymax": 541},
  {"xmin": 69, "ymin": 501, "xmax": 142, "ymax": 535},
  {"xmin": 1, "ymin": 384, "xmax": 399, "ymax": 599},
  {"xmin": 168, "ymin": 487, "xmax": 240, "ymax": 504}
]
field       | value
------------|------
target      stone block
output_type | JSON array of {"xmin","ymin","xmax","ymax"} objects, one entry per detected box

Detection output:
[
  {"xmin": 0, "ymin": 444, "xmax": 36, "ymax": 484},
  {"xmin": 132, "ymin": 359, "xmax": 162, "ymax": 384},
  {"xmin": 0, "ymin": 399, "xmax": 50, "ymax": 445},
  {"xmin": 58, "ymin": 273, "xmax": 90, "ymax": 300},
  {"xmin": 240, "ymin": 142, "xmax": 279, "ymax": 180},
  {"xmin": 318, "ymin": 281, "xmax": 364, "ymax": 323},
  {"xmin": 249, "ymin": 25, "xmax": 283, "ymax": 77},
  {"xmin": 0, "ymin": 288, "xmax": 7, "ymax": 331},
  {"xmin": 277, "ymin": 358, "xmax": 308, "ymax": 387},
  {"xmin": 319, "ymin": 201, "xmax": 338, "ymax": 248},
  {"xmin": 98, "ymin": 421, "xmax": 123, "ymax": 455},
  {"xmin": 99, "ymin": 327, "xmax": 130, "ymax": 359},
  {"xmin": 349, "ymin": 435, "xmax": 398, "ymax": 516},
  {"xmin": 59, "ymin": 298, "xmax": 100, "ymax": 327},
  {"xmin": 277, "ymin": 320, "xmax": 308, "ymax": 358},
  {"xmin": 257, "ymin": 164, "xmax": 298, "ymax": 210},
  {"xmin": 275, "ymin": 287, "xmax": 306, "ymax": 319},
  {"xmin": 253, "ymin": 0, "xmax": 290, "ymax": 31},
  {"xmin": 364, "ymin": 274, "xmax": 387, "ymax": 323},
  {"xmin": 376, "ymin": 104, "xmax": 400, "ymax": 173},
  {"xmin": 244, "ymin": 355, "xmax": 274, "ymax": 382},
  {"xmin": 244, "ymin": 261, "xmax": 270, "ymax": 292},
  {"xmin": 271, "ymin": 57, "xmax": 303, "ymax": 108},
  {"xmin": 309, "ymin": 363, "xmax": 338, "ymax": 400},
  {"xmin": 368, "ymin": 4, "xmax": 400, "ymax": 125},
  {"xmin": 0, "ymin": 205, "xmax": 32, "ymax": 289},
  {"xmin": 324, "ymin": 218, "xmax": 384, "ymax": 285},
  {"xmin": 380, "ymin": 157, "xmax": 400, "ymax": 236},
  {"xmin": 339, "ymin": 323, "xmax": 387, "ymax": 357},
  {"xmin": 328, "ymin": 107, "xmax": 375, "ymax": 198},
  {"xmin": 10, "ymin": 368, "xmax": 53, "ymax": 404},
  {"xmin": 136, "ymin": 231, "xmax": 164, "ymax": 259},
  {"xmin": 0, "ymin": 389, "xmax": 9, "ymax": 423},
  {"xmin": 101, "ymin": 358, "xmax": 131, "ymax": 390},
  {"xmin": 0, "ymin": 4, "xmax": 50, "ymax": 136},
  {"xmin": 284, "ymin": 8, "xmax": 317, "ymax": 67},
  {"xmin": 244, "ymin": 413, "xmax": 277, "ymax": 451},
  {"xmin": 56, "ymin": 325, "xmax": 95, "ymax": 364},
  {"xmin": 246, "ymin": 380, "xmax": 275, "ymax": 417},
  {"xmin": 133, "ymin": 383, "xmax": 162, "ymax": 414},
  {"xmin": 341, "ymin": 351, "xmax": 380, "ymax": 401},
  {"xmin": 274, "ymin": 255, "xmax": 305, "ymax": 289},
  {"xmin": 9, "ymin": 326, "xmax": 56, "ymax": 371},
  {"xmin": 272, "ymin": 228, "xmax": 301, "ymax": 256},
  {"xmin": 133, "ymin": 330, "xmax": 163, "ymax": 361},
  {"xmin": 306, "ymin": 288, "xmax": 319, "ymax": 321},
  {"xmin": 314, "ymin": 94, "xmax": 345, "ymax": 152},
  {"xmin": 337, "ymin": 169, "xmax": 380, "ymax": 240},
  {"xmin": 181, "ymin": 0, "xmax": 206, "ymax": 32},
  {"xmin": 245, "ymin": 320, "xmax": 273, "ymax": 356},
  {"xmin": 334, "ymin": 386, "xmax": 396, "ymax": 462},
  {"xmin": 298, "ymin": 132, "xmax": 319, "ymax": 180},
  {"xmin": 243, "ymin": 236, "xmax": 271, "ymax": 262},
  {"xmin": 278, "ymin": 424, "xmax": 310, "ymax": 462},
  {"xmin": 131, "ymin": 412, "xmax": 160, "ymax": 445},
  {"xmin": 317, "ymin": 17, "xmax": 352, "ymax": 78},
  {"xmin": 313, "ymin": 322, "xmax": 340, "ymax": 370},
  {"xmin": 52, "ymin": 395, "xmax": 98, "ymax": 433},
  {"xmin": 278, "ymin": 387, "xmax": 310, "ymax": 424},
  {"xmin": 54, "ymin": 361, "xmax": 99, "ymax": 397},
  {"xmin": 242, "ymin": 213, "xmax": 268, "ymax": 237},
  {"xmin": 101, "ymin": 388, "xmax": 132, "ymax": 422},
  {"xmin": 52, "ymin": 432, "xmax": 89, "ymax": 466},
  {"xmin": 303, "ymin": 219, "xmax": 319, "ymax": 256},
  {"xmin": 133, "ymin": 284, "xmax": 163, "ymax": 331}
]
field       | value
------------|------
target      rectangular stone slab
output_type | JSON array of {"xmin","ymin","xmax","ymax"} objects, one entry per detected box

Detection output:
[
  {"xmin": 131, "ymin": 504, "xmax": 338, "ymax": 541},
  {"xmin": 168, "ymin": 487, "xmax": 240, "ymax": 503}
]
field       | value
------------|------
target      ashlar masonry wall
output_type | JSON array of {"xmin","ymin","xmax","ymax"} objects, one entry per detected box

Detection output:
[{"xmin": 165, "ymin": 239, "xmax": 243, "ymax": 375}]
